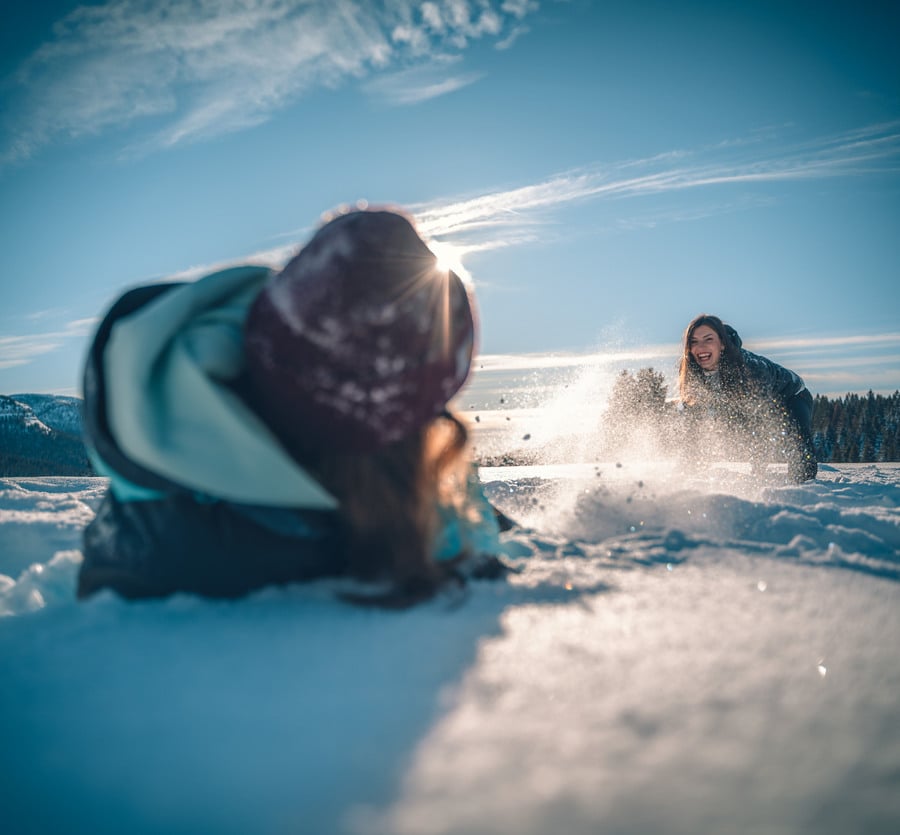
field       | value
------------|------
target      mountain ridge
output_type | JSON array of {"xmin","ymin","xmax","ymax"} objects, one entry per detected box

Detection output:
[{"xmin": 0, "ymin": 394, "xmax": 93, "ymax": 476}]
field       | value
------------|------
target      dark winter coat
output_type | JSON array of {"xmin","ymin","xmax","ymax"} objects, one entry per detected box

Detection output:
[
  {"xmin": 78, "ymin": 269, "xmax": 503, "ymax": 601},
  {"xmin": 726, "ymin": 326, "xmax": 806, "ymax": 402},
  {"xmin": 689, "ymin": 326, "xmax": 808, "ymax": 412}
]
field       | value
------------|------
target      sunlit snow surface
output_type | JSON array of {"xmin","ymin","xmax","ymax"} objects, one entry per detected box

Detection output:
[{"xmin": 1, "ymin": 465, "xmax": 899, "ymax": 834}]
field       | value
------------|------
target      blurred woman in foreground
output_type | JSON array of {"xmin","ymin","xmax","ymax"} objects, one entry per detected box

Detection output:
[{"xmin": 78, "ymin": 208, "xmax": 509, "ymax": 607}]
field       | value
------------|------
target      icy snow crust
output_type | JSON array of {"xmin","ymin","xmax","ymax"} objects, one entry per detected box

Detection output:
[{"xmin": 1, "ymin": 465, "xmax": 899, "ymax": 834}]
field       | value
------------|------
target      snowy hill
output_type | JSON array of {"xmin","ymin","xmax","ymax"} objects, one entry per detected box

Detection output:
[
  {"xmin": 0, "ymin": 394, "xmax": 92, "ymax": 476},
  {"xmin": 11, "ymin": 393, "xmax": 84, "ymax": 436}
]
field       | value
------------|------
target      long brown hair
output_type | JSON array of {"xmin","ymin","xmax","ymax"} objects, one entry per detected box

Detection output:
[
  {"xmin": 299, "ymin": 409, "xmax": 474, "ymax": 607},
  {"xmin": 678, "ymin": 313, "xmax": 748, "ymax": 404}
]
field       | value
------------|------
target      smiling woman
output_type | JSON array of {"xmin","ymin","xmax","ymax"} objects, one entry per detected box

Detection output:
[{"xmin": 677, "ymin": 313, "xmax": 818, "ymax": 483}]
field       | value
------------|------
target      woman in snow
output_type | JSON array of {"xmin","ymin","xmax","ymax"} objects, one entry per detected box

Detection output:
[
  {"xmin": 78, "ymin": 208, "xmax": 509, "ymax": 607},
  {"xmin": 677, "ymin": 313, "xmax": 817, "ymax": 483}
]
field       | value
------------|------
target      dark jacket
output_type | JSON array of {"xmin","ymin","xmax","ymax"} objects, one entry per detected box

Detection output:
[
  {"xmin": 79, "ymin": 273, "xmax": 349, "ymax": 599},
  {"xmin": 726, "ymin": 326, "xmax": 806, "ymax": 402},
  {"xmin": 78, "ymin": 269, "xmax": 503, "ymax": 601}
]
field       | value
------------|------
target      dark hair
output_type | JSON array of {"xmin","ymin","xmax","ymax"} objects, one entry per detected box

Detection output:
[
  {"xmin": 293, "ymin": 409, "xmax": 475, "ymax": 608},
  {"xmin": 678, "ymin": 313, "xmax": 748, "ymax": 404}
]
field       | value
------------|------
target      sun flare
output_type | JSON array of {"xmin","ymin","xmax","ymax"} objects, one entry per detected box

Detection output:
[{"xmin": 428, "ymin": 240, "xmax": 473, "ymax": 286}]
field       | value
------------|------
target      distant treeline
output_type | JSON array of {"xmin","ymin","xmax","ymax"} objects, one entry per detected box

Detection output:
[
  {"xmin": 0, "ymin": 428, "xmax": 94, "ymax": 477},
  {"xmin": 811, "ymin": 391, "xmax": 900, "ymax": 463}
]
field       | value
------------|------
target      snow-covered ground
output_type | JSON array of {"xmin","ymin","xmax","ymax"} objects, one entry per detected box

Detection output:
[{"xmin": 1, "ymin": 462, "xmax": 899, "ymax": 834}]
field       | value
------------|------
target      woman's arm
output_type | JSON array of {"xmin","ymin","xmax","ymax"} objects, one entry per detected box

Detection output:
[{"xmin": 741, "ymin": 350, "xmax": 806, "ymax": 400}]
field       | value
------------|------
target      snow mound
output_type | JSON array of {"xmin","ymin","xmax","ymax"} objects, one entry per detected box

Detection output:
[{"xmin": 483, "ymin": 461, "xmax": 900, "ymax": 581}]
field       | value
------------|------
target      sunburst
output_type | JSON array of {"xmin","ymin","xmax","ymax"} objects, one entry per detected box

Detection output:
[{"xmin": 428, "ymin": 240, "xmax": 474, "ymax": 286}]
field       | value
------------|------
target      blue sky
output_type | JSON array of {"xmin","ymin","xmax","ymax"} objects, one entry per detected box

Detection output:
[{"xmin": 1, "ymin": 0, "xmax": 898, "ymax": 399}]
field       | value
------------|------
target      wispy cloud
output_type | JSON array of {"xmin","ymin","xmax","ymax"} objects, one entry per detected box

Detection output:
[
  {"xmin": 605, "ymin": 195, "xmax": 777, "ymax": 233},
  {"xmin": 1, "ymin": 0, "xmax": 538, "ymax": 165},
  {"xmin": 142, "ymin": 121, "xmax": 900, "ymax": 294},
  {"xmin": 97, "ymin": 118, "xmax": 900, "ymax": 301},
  {"xmin": 0, "ymin": 336, "xmax": 65, "ymax": 370},
  {"xmin": 753, "ymin": 332, "xmax": 900, "ymax": 354},
  {"xmin": 362, "ymin": 57, "xmax": 484, "ymax": 106},
  {"xmin": 495, "ymin": 25, "xmax": 529, "ymax": 50},
  {"xmin": 0, "ymin": 319, "xmax": 94, "ymax": 370},
  {"xmin": 24, "ymin": 308, "xmax": 68, "ymax": 322},
  {"xmin": 414, "ymin": 121, "xmax": 900, "ymax": 245}
]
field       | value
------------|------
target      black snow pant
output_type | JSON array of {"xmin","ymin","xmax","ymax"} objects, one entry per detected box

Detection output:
[{"xmin": 783, "ymin": 388, "xmax": 817, "ymax": 482}]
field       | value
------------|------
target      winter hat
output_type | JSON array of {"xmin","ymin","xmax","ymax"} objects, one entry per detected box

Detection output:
[{"xmin": 243, "ymin": 208, "xmax": 475, "ymax": 454}]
